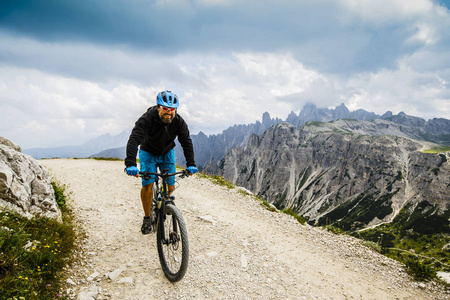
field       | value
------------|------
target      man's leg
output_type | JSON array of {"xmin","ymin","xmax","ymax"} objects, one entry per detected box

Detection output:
[
  {"xmin": 139, "ymin": 149, "xmax": 158, "ymax": 234},
  {"xmin": 168, "ymin": 185, "xmax": 175, "ymax": 196},
  {"xmin": 140, "ymin": 183, "xmax": 154, "ymax": 234},
  {"xmin": 141, "ymin": 183, "xmax": 154, "ymax": 217}
]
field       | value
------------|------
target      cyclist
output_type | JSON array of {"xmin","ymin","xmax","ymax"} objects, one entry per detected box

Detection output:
[{"xmin": 125, "ymin": 90, "xmax": 198, "ymax": 234}]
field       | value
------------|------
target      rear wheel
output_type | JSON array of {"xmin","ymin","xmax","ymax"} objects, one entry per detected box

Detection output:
[{"xmin": 157, "ymin": 204, "xmax": 189, "ymax": 282}]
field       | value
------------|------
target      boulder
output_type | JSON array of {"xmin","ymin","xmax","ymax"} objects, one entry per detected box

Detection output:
[
  {"xmin": 0, "ymin": 136, "xmax": 21, "ymax": 152},
  {"xmin": 0, "ymin": 137, "xmax": 61, "ymax": 221}
]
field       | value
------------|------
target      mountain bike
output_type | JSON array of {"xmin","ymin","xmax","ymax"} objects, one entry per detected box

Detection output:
[{"xmin": 139, "ymin": 169, "xmax": 190, "ymax": 282}]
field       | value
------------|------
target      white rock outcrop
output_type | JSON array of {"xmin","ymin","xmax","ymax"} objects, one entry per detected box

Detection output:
[{"xmin": 0, "ymin": 137, "xmax": 61, "ymax": 221}]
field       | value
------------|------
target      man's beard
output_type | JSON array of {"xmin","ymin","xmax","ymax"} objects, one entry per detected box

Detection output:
[{"xmin": 159, "ymin": 112, "xmax": 174, "ymax": 124}]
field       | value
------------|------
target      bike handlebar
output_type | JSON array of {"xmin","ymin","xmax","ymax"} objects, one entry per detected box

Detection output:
[{"xmin": 139, "ymin": 169, "xmax": 190, "ymax": 179}]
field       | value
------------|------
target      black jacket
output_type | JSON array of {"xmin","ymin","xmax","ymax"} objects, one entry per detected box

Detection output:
[{"xmin": 125, "ymin": 106, "xmax": 195, "ymax": 168}]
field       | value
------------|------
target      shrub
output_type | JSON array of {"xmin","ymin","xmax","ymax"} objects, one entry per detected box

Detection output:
[
  {"xmin": 404, "ymin": 258, "xmax": 437, "ymax": 281},
  {"xmin": 364, "ymin": 240, "xmax": 381, "ymax": 252}
]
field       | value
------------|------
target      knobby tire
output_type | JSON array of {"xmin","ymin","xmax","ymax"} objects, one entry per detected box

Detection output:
[{"xmin": 157, "ymin": 204, "xmax": 189, "ymax": 282}]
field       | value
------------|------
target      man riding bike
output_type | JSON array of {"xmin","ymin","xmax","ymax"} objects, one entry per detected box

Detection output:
[{"xmin": 125, "ymin": 90, "xmax": 198, "ymax": 234}]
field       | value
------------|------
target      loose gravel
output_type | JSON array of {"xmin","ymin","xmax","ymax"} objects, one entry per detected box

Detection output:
[{"xmin": 42, "ymin": 159, "xmax": 449, "ymax": 300}]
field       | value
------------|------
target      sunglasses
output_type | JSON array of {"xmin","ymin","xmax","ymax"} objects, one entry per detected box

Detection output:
[{"xmin": 161, "ymin": 106, "xmax": 176, "ymax": 112}]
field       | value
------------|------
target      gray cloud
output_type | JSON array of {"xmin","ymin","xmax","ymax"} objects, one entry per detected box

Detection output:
[
  {"xmin": 1, "ymin": 0, "xmax": 441, "ymax": 75},
  {"xmin": 0, "ymin": 0, "xmax": 449, "ymax": 149}
]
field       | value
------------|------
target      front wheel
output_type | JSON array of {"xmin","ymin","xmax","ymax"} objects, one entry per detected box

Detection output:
[{"xmin": 157, "ymin": 204, "xmax": 189, "ymax": 282}]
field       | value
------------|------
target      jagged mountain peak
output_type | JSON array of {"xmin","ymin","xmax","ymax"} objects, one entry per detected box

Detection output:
[
  {"xmin": 24, "ymin": 102, "xmax": 449, "ymax": 163},
  {"xmin": 196, "ymin": 131, "xmax": 208, "ymax": 138},
  {"xmin": 262, "ymin": 111, "xmax": 271, "ymax": 121}
]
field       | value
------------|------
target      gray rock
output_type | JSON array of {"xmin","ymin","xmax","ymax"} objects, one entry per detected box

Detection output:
[
  {"xmin": 0, "ymin": 137, "xmax": 61, "ymax": 221},
  {"xmin": 117, "ymin": 277, "xmax": 133, "ymax": 284},
  {"xmin": 87, "ymin": 272, "xmax": 100, "ymax": 282},
  {"xmin": 437, "ymin": 271, "xmax": 450, "ymax": 284},
  {"xmin": 108, "ymin": 266, "xmax": 126, "ymax": 280},
  {"xmin": 0, "ymin": 136, "xmax": 21, "ymax": 152},
  {"xmin": 76, "ymin": 285, "xmax": 99, "ymax": 300}
]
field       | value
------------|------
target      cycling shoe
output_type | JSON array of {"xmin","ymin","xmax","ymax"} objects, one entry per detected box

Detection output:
[{"xmin": 141, "ymin": 216, "xmax": 153, "ymax": 234}]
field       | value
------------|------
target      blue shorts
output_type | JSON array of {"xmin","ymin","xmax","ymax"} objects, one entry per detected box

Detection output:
[{"xmin": 139, "ymin": 148, "xmax": 176, "ymax": 187}]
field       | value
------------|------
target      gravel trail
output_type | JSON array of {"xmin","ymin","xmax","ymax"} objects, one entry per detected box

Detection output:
[{"xmin": 41, "ymin": 159, "xmax": 448, "ymax": 300}]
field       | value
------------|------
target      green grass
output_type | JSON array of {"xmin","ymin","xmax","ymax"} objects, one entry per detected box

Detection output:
[
  {"xmin": 422, "ymin": 146, "xmax": 450, "ymax": 153},
  {"xmin": 197, "ymin": 173, "xmax": 235, "ymax": 189},
  {"xmin": 281, "ymin": 208, "xmax": 306, "ymax": 224},
  {"xmin": 89, "ymin": 157, "xmax": 123, "ymax": 161},
  {"xmin": 50, "ymin": 181, "xmax": 68, "ymax": 211},
  {"xmin": 323, "ymin": 224, "xmax": 347, "ymax": 235},
  {"xmin": 43, "ymin": 157, "xmax": 124, "ymax": 161},
  {"xmin": 261, "ymin": 200, "xmax": 278, "ymax": 212},
  {"xmin": 0, "ymin": 181, "xmax": 77, "ymax": 299}
]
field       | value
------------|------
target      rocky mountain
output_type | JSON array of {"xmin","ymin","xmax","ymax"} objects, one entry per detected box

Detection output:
[
  {"xmin": 286, "ymin": 103, "xmax": 378, "ymax": 127},
  {"xmin": 285, "ymin": 103, "xmax": 450, "ymax": 144},
  {"xmin": 203, "ymin": 121, "xmax": 450, "ymax": 233},
  {"xmin": 90, "ymin": 146, "xmax": 126, "ymax": 160}
]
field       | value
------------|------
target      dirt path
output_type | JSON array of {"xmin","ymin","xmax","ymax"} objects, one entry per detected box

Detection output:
[{"xmin": 41, "ymin": 159, "xmax": 448, "ymax": 299}]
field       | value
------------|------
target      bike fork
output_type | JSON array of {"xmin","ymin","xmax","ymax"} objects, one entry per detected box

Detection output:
[{"xmin": 159, "ymin": 211, "xmax": 179, "ymax": 245}]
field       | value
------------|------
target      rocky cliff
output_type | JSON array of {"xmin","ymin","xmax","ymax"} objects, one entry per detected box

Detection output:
[
  {"xmin": 0, "ymin": 137, "xmax": 61, "ymax": 220},
  {"xmin": 204, "ymin": 121, "xmax": 450, "ymax": 233}
]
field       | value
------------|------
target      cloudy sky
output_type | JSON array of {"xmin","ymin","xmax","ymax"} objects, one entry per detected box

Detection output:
[{"xmin": 1, "ymin": 0, "xmax": 450, "ymax": 149}]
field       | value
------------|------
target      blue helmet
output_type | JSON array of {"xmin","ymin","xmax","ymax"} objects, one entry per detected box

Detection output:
[{"xmin": 156, "ymin": 90, "xmax": 179, "ymax": 109}]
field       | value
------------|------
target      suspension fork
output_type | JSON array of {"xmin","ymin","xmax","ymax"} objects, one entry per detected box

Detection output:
[
  {"xmin": 158, "ymin": 206, "xmax": 178, "ymax": 245},
  {"xmin": 158, "ymin": 182, "xmax": 180, "ymax": 245}
]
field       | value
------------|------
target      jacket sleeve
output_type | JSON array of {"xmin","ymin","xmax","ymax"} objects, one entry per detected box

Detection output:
[
  {"xmin": 125, "ymin": 116, "xmax": 148, "ymax": 167},
  {"xmin": 177, "ymin": 119, "xmax": 196, "ymax": 167}
]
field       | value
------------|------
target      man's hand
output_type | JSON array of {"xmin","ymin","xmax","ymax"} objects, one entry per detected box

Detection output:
[
  {"xmin": 186, "ymin": 166, "xmax": 198, "ymax": 175},
  {"xmin": 126, "ymin": 166, "xmax": 139, "ymax": 176}
]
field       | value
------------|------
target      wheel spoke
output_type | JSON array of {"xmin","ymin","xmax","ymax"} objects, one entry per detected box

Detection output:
[{"xmin": 157, "ymin": 204, "xmax": 189, "ymax": 282}]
